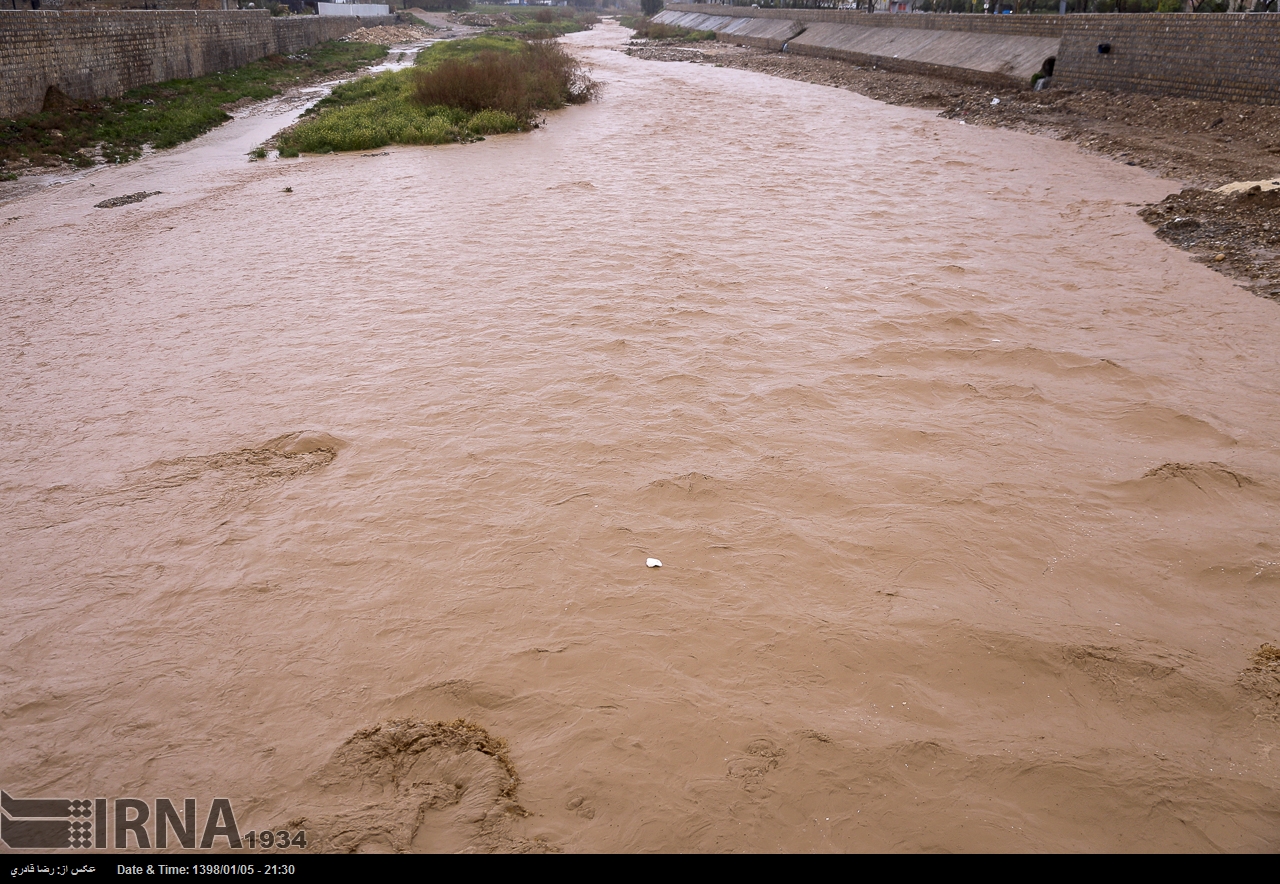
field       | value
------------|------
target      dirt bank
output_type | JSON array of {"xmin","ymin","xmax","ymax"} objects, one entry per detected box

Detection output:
[
  {"xmin": 627, "ymin": 39, "xmax": 1280, "ymax": 301},
  {"xmin": 1141, "ymin": 183, "xmax": 1280, "ymax": 302},
  {"xmin": 341, "ymin": 24, "xmax": 436, "ymax": 45}
]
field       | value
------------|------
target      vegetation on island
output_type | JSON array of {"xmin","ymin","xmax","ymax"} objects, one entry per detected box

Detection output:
[
  {"xmin": 486, "ymin": 6, "xmax": 601, "ymax": 40},
  {"xmin": 276, "ymin": 35, "xmax": 597, "ymax": 156},
  {"xmin": 0, "ymin": 41, "xmax": 386, "ymax": 173},
  {"xmin": 0, "ymin": 11, "xmax": 602, "ymax": 173}
]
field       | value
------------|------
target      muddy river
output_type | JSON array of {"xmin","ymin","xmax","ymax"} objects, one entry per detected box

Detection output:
[{"xmin": 2, "ymin": 22, "xmax": 1278, "ymax": 852}]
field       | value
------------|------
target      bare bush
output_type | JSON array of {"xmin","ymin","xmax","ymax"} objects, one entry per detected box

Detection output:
[{"xmin": 413, "ymin": 41, "xmax": 596, "ymax": 126}]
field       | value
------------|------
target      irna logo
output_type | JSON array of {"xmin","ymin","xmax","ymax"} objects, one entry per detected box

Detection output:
[{"xmin": 1, "ymin": 792, "xmax": 242, "ymax": 850}]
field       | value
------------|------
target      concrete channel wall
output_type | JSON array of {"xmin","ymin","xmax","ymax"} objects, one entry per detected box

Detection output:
[
  {"xmin": 0, "ymin": 10, "xmax": 396, "ymax": 119},
  {"xmin": 785, "ymin": 20, "xmax": 1059, "ymax": 86},
  {"xmin": 654, "ymin": 10, "xmax": 804, "ymax": 49},
  {"xmin": 656, "ymin": 6, "xmax": 1064, "ymax": 87},
  {"xmin": 660, "ymin": 5, "xmax": 1280, "ymax": 103}
]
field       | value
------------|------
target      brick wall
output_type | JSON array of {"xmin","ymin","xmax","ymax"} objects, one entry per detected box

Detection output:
[
  {"xmin": 1054, "ymin": 14, "xmax": 1280, "ymax": 104},
  {"xmin": 667, "ymin": 5, "xmax": 1280, "ymax": 104},
  {"xmin": 0, "ymin": 10, "xmax": 395, "ymax": 119},
  {"xmin": 4, "ymin": 1, "xmax": 228, "ymax": 10}
]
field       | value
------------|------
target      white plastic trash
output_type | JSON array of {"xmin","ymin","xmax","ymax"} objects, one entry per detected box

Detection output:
[{"xmin": 646, "ymin": 558, "xmax": 662, "ymax": 568}]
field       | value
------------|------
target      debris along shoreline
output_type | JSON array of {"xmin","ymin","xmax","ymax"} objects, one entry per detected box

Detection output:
[
  {"xmin": 627, "ymin": 38, "xmax": 1280, "ymax": 302},
  {"xmin": 1142, "ymin": 182, "xmax": 1280, "ymax": 303}
]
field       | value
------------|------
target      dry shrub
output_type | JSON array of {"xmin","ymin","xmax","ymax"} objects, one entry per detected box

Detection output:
[
  {"xmin": 1254, "ymin": 644, "xmax": 1280, "ymax": 668},
  {"xmin": 412, "ymin": 40, "xmax": 595, "ymax": 126},
  {"xmin": 629, "ymin": 19, "xmax": 716, "ymax": 41}
]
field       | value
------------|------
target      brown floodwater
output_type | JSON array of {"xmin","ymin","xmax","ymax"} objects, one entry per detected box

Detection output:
[{"xmin": 3, "ymin": 22, "xmax": 1279, "ymax": 852}]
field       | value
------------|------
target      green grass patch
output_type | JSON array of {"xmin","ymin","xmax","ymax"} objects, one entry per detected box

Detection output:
[
  {"xmin": 492, "ymin": 18, "xmax": 587, "ymax": 40},
  {"xmin": 278, "ymin": 36, "xmax": 595, "ymax": 156},
  {"xmin": 0, "ymin": 40, "xmax": 387, "ymax": 171},
  {"xmin": 414, "ymin": 34, "xmax": 528, "ymax": 69},
  {"xmin": 276, "ymin": 67, "xmax": 521, "ymax": 154},
  {"xmin": 624, "ymin": 18, "xmax": 716, "ymax": 42},
  {"xmin": 471, "ymin": 6, "xmax": 599, "ymax": 40}
]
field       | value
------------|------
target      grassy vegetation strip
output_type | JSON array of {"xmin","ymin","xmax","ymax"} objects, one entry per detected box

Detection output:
[
  {"xmin": 623, "ymin": 17, "xmax": 717, "ymax": 42},
  {"xmin": 276, "ymin": 35, "xmax": 596, "ymax": 156},
  {"xmin": 0, "ymin": 41, "xmax": 387, "ymax": 172},
  {"xmin": 416, "ymin": 34, "xmax": 530, "ymax": 70},
  {"xmin": 470, "ymin": 5, "xmax": 600, "ymax": 40},
  {"xmin": 275, "ymin": 69, "xmax": 518, "ymax": 154}
]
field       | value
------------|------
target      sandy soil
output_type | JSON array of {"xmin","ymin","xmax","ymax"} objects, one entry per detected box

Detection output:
[{"xmin": 627, "ymin": 39, "xmax": 1280, "ymax": 302}]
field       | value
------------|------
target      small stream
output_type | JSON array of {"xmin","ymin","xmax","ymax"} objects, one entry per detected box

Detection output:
[{"xmin": 0, "ymin": 34, "xmax": 447, "ymax": 206}]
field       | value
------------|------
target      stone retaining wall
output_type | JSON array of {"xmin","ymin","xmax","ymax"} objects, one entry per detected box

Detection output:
[
  {"xmin": 0, "ymin": 10, "xmax": 396, "ymax": 119},
  {"xmin": 5, "ymin": 1, "xmax": 228, "ymax": 8},
  {"xmin": 9, "ymin": 1, "xmax": 231, "ymax": 8},
  {"xmin": 665, "ymin": 5, "xmax": 1280, "ymax": 103},
  {"xmin": 1054, "ymin": 14, "xmax": 1280, "ymax": 104}
]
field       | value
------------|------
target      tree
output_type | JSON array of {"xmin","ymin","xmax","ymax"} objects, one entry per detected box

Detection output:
[{"xmin": 641, "ymin": 0, "xmax": 663, "ymax": 16}]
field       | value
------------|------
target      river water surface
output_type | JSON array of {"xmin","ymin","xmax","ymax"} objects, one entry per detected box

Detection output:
[{"xmin": 2, "ymin": 22, "xmax": 1279, "ymax": 852}]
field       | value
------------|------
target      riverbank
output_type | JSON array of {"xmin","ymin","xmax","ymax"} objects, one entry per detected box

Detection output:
[
  {"xmin": 0, "ymin": 40, "xmax": 389, "ymax": 175},
  {"xmin": 0, "ymin": 24, "xmax": 480, "ymax": 207},
  {"xmin": 0, "ymin": 11, "xmax": 598, "ymax": 191},
  {"xmin": 627, "ymin": 39, "xmax": 1280, "ymax": 301}
]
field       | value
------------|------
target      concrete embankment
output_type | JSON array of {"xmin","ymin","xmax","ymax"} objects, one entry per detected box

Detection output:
[
  {"xmin": 656, "ymin": 8, "xmax": 1062, "ymax": 88},
  {"xmin": 784, "ymin": 21, "xmax": 1060, "ymax": 87},
  {"xmin": 653, "ymin": 11, "xmax": 804, "ymax": 50},
  {"xmin": 0, "ymin": 10, "xmax": 397, "ymax": 119},
  {"xmin": 658, "ymin": 5, "xmax": 1280, "ymax": 103}
]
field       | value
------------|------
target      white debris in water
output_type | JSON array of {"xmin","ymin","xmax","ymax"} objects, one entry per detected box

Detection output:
[{"xmin": 646, "ymin": 558, "xmax": 662, "ymax": 568}]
